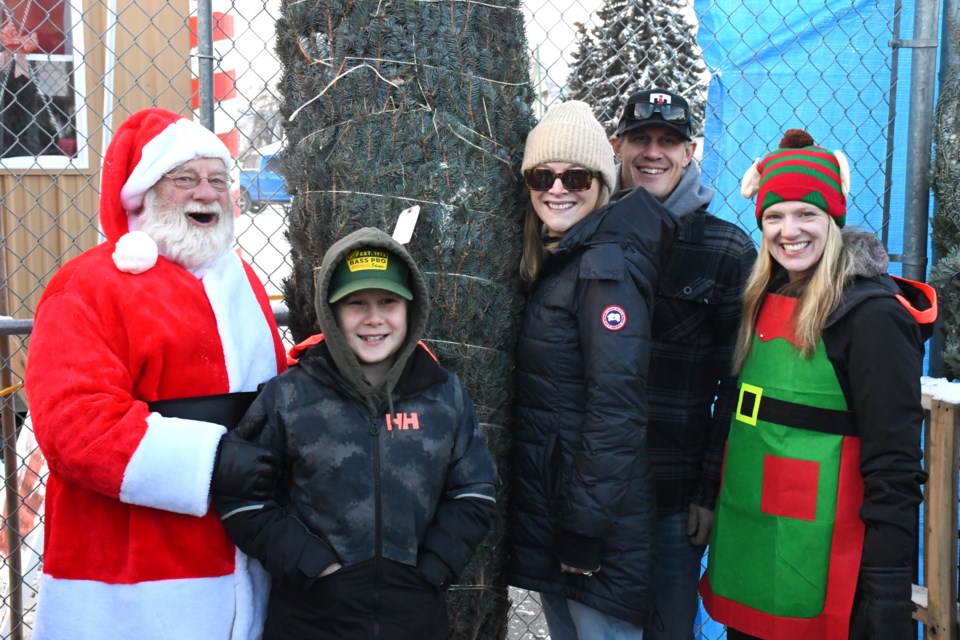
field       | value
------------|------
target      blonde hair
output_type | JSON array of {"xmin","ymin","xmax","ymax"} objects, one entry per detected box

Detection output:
[
  {"xmin": 733, "ymin": 220, "xmax": 848, "ymax": 372},
  {"xmin": 519, "ymin": 183, "xmax": 610, "ymax": 284}
]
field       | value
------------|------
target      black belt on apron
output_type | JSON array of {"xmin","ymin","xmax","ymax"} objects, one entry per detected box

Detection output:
[{"xmin": 736, "ymin": 386, "xmax": 858, "ymax": 437}]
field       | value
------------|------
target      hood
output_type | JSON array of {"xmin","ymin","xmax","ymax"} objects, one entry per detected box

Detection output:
[
  {"xmin": 841, "ymin": 230, "xmax": 890, "ymax": 280},
  {"xmin": 826, "ymin": 230, "xmax": 938, "ymax": 334},
  {"xmin": 313, "ymin": 227, "xmax": 430, "ymax": 414},
  {"xmin": 660, "ymin": 160, "xmax": 715, "ymax": 218}
]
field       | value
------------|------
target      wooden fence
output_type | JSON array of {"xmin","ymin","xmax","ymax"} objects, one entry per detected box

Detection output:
[{"xmin": 913, "ymin": 377, "xmax": 960, "ymax": 639}]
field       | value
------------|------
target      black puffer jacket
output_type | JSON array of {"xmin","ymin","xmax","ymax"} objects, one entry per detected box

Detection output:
[{"xmin": 508, "ymin": 188, "xmax": 679, "ymax": 626}]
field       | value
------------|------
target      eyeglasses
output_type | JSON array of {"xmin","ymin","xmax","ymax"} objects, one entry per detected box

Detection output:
[
  {"xmin": 523, "ymin": 168, "xmax": 596, "ymax": 192},
  {"xmin": 164, "ymin": 172, "xmax": 234, "ymax": 192},
  {"xmin": 629, "ymin": 101, "xmax": 689, "ymax": 124}
]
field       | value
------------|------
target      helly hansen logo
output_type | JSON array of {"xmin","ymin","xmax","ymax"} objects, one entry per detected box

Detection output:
[{"xmin": 385, "ymin": 413, "xmax": 420, "ymax": 431}]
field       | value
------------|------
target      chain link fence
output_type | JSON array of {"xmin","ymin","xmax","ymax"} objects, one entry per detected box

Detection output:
[{"xmin": 0, "ymin": 0, "xmax": 938, "ymax": 638}]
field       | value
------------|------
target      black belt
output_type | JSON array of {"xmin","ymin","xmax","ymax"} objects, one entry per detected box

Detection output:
[
  {"xmin": 146, "ymin": 391, "xmax": 258, "ymax": 430},
  {"xmin": 736, "ymin": 384, "xmax": 858, "ymax": 437}
]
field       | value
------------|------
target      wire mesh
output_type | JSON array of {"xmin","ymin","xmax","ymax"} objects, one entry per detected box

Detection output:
[{"xmin": 0, "ymin": 0, "xmax": 933, "ymax": 638}]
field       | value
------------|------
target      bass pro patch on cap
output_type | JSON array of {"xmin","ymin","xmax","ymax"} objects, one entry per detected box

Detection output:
[
  {"xmin": 345, "ymin": 249, "xmax": 390, "ymax": 272},
  {"xmin": 601, "ymin": 305, "xmax": 627, "ymax": 331}
]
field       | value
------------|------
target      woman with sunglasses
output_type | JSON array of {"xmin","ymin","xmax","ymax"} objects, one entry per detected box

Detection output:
[{"xmin": 507, "ymin": 100, "xmax": 679, "ymax": 639}]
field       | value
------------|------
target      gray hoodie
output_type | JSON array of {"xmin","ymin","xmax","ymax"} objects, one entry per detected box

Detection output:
[{"xmin": 313, "ymin": 227, "xmax": 430, "ymax": 416}]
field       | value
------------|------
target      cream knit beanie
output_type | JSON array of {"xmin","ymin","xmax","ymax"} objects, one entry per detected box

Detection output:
[{"xmin": 521, "ymin": 100, "xmax": 617, "ymax": 194}]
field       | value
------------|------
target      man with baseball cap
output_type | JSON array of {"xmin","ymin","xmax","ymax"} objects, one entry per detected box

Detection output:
[
  {"xmin": 611, "ymin": 89, "xmax": 757, "ymax": 639},
  {"xmin": 25, "ymin": 107, "xmax": 286, "ymax": 639}
]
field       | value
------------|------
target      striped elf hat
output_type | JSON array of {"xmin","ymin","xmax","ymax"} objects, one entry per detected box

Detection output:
[{"xmin": 741, "ymin": 129, "xmax": 850, "ymax": 228}]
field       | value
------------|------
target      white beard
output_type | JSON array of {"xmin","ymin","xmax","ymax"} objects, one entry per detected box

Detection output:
[{"xmin": 137, "ymin": 190, "xmax": 235, "ymax": 271}]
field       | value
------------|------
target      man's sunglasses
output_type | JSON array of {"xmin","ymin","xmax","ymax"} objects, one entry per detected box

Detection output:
[
  {"xmin": 629, "ymin": 102, "xmax": 689, "ymax": 124},
  {"xmin": 524, "ymin": 168, "xmax": 596, "ymax": 192}
]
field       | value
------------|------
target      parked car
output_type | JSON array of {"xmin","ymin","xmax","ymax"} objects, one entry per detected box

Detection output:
[{"xmin": 238, "ymin": 141, "xmax": 291, "ymax": 213}]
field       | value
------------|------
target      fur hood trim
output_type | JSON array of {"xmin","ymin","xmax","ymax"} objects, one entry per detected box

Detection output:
[{"xmin": 842, "ymin": 230, "xmax": 889, "ymax": 280}]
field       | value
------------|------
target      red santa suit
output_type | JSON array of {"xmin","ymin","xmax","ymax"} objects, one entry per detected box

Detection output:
[{"xmin": 25, "ymin": 108, "xmax": 286, "ymax": 640}]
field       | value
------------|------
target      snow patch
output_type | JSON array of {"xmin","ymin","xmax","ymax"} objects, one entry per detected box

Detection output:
[{"xmin": 921, "ymin": 376, "xmax": 960, "ymax": 405}]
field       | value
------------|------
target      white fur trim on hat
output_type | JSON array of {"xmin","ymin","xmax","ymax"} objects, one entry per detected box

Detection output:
[
  {"xmin": 119, "ymin": 119, "xmax": 233, "ymax": 214},
  {"xmin": 112, "ymin": 230, "xmax": 159, "ymax": 274}
]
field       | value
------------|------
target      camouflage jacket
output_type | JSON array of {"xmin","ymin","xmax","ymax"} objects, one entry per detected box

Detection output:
[{"xmin": 217, "ymin": 341, "xmax": 497, "ymax": 591}]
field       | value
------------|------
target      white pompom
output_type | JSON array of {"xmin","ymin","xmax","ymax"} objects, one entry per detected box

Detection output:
[
  {"xmin": 112, "ymin": 231, "xmax": 159, "ymax": 274},
  {"xmin": 740, "ymin": 159, "xmax": 761, "ymax": 198}
]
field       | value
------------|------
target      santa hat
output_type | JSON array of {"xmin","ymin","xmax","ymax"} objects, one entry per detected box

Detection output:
[
  {"xmin": 741, "ymin": 129, "xmax": 850, "ymax": 228},
  {"xmin": 100, "ymin": 108, "xmax": 233, "ymax": 273}
]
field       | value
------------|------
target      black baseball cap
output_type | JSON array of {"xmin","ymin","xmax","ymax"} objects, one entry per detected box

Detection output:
[{"xmin": 615, "ymin": 89, "xmax": 693, "ymax": 140}]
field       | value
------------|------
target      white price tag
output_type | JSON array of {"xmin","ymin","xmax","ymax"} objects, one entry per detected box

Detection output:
[{"xmin": 392, "ymin": 205, "xmax": 420, "ymax": 245}]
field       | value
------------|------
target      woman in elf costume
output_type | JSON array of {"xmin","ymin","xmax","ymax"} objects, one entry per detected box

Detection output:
[{"xmin": 699, "ymin": 130, "xmax": 936, "ymax": 639}]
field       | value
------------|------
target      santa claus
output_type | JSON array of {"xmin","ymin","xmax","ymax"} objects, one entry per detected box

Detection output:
[{"xmin": 25, "ymin": 108, "xmax": 287, "ymax": 639}]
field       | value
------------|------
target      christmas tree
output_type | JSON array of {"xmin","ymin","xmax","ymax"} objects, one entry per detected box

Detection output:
[
  {"xmin": 566, "ymin": 0, "xmax": 707, "ymax": 135},
  {"xmin": 277, "ymin": 1, "xmax": 535, "ymax": 635},
  {"xmin": 932, "ymin": 68, "xmax": 960, "ymax": 380}
]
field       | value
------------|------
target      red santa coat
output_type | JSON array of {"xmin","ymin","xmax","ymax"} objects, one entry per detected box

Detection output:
[{"xmin": 26, "ymin": 240, "xmax": 286, "ymax": 639}]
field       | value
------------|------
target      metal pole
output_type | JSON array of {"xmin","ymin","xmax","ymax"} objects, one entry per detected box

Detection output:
[
  {"xmin": 0, "ymin": 378, "xmax": 21, "ymax": 640},
  {"xmin": 196, "ymin": 0, "xmax": 215, "ymax": 131},
  {"xmin": 0, "ymin": 200, "xmax": 23, "ymax": 640},
  {"xmin": 901, "ymin": 0, "xmax": 941, "ymax": 283}
]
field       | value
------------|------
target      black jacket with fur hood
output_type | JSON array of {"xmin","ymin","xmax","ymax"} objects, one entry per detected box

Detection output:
[
  {"xmin": 811, "ymin": 231, "xmax": 933, "ymax": 639},
  {"xmin": 820, "ymin": 231, "xmax": 934, "ymax": 570}
]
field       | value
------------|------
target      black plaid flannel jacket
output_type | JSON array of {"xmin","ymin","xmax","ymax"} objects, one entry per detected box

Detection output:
[{"xmin": 647, "ymin": 208, "xmax": 757, "ymax": 515}]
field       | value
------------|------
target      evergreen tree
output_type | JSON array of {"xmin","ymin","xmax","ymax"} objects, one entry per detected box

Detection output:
[
  {"xmin": 276, "ymin": 2, "xmax": 534, "ymax": 636},
  {"xmin": 566, "ymin": 0, "xmax": 707, "ymax": 136},
  {"xmin": 932, "ymin": 68, "xmax": 960, "ymax": 380}
]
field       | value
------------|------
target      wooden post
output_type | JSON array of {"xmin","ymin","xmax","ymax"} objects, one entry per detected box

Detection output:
[{"xmin": 922, "ymin": 395, "xmax": 960, "ymax": 639}]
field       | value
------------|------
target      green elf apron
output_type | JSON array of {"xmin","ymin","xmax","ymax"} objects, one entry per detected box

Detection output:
[{"xmin": 700, "ymin": 292, "xmax": 865, "ymax": 639}]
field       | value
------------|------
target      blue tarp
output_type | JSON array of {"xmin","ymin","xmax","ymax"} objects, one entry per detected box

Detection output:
[
  {"xmin": 690, "ymin": 2, "xmax": 925, "ymax": 637},
  {"xmin": 693, "ymin": 0, "xmax": 908, "ymax": 269}
]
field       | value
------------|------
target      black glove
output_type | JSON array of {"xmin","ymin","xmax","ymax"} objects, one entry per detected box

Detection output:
[
  {"xmin": 849, "ymin": 565, "xmax": 913, "ymax": 640},
  {"xmin": 212, "ymin": 431, "xmax": 279, "ymax": 500},
  {"xmin": 417, "ymin": 552, "xmax": 453, "ymax": 593}
]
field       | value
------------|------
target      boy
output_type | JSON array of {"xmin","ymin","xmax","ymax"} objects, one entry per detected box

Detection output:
[{"xmin": 215, "ymin": 227, "xmax": 498, "ymax": 640}]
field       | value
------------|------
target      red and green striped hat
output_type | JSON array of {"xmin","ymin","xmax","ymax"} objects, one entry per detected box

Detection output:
[{"xmin": 742, "ymin": 129, "xmax": 849, "ymax": 228}]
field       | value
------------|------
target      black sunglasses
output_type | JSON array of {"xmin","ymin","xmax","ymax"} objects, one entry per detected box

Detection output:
[
  {"xmin": 524, "ymin": 168, "xmax": 596, "ymax": 192},
  {"xmin": 629, "ymin": 101, "xmax": 689, "ymax": 124}
]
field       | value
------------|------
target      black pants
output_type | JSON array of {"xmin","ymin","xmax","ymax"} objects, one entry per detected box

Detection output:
[
  {"xmin": 726, "ymin": 629, "xmax": 761, "ymax": 640},
  {"xmin": 264, "ymin": 558, "xmax": 449, "ymax": 640}
]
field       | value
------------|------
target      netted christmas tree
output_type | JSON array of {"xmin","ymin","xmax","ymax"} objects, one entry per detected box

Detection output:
[
  {"xmin": 276, "ymin": 2, "xmax": 535, "ymax": 636},
  {"xmin": 566, "ymin": 0, "xmax": 707, "ymax": 136},
  {"xmin": 932, "ymin": 64, "xmax": 960, "ymax": 380}
]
